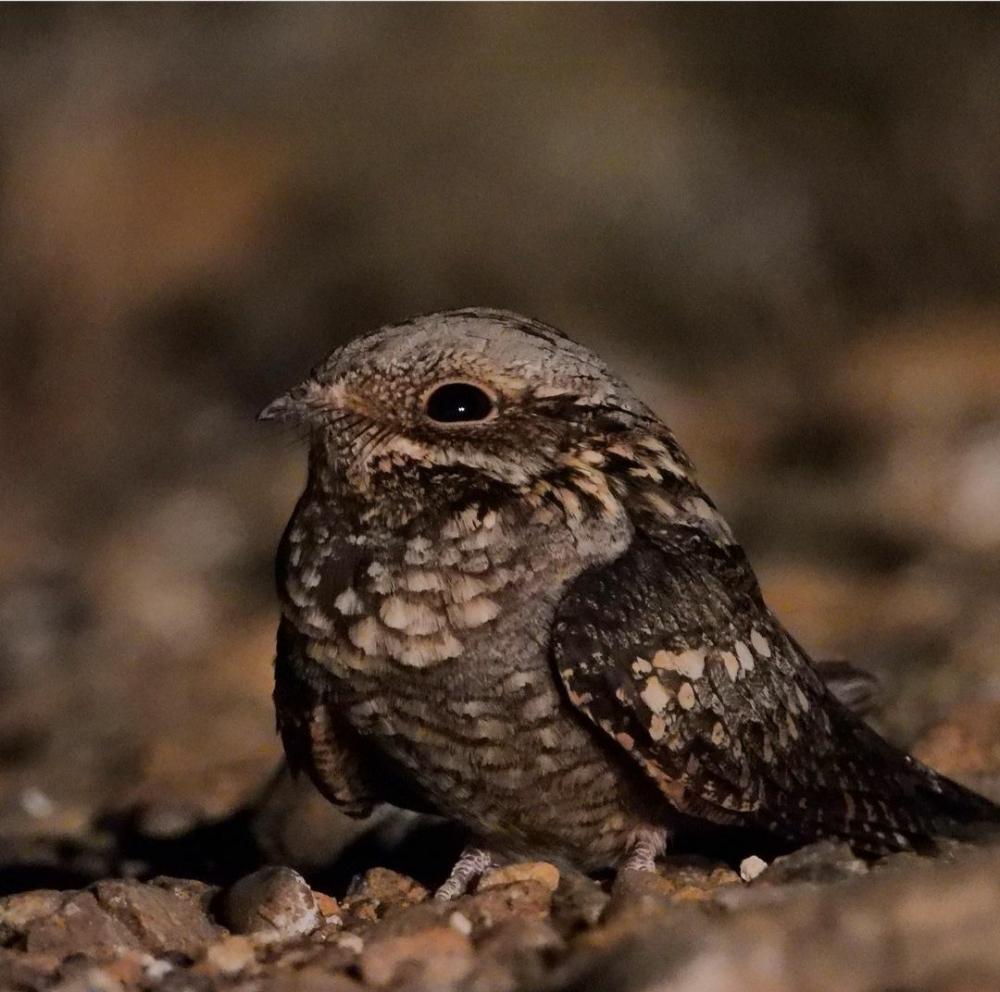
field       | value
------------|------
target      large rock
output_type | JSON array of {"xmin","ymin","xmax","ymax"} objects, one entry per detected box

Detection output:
[{"xmin": 93, "ymin": 878, "xmax": 223, "ymax": 956}]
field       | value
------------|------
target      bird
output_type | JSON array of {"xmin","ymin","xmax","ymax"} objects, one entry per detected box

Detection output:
[{"xmin": 259, "ymin": 307, "xmax": 999, "ymax": 897}]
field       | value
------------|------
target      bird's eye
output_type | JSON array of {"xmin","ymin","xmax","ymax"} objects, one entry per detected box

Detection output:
[{"xmin": 424, "ymin": 382, "xmax": 496, "ymax": 424}]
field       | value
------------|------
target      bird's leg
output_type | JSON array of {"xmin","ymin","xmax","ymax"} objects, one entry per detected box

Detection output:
[
  {"xmin": 620, "ymin": 827, "xmax": 668, "ymax": 873},
  {"xmin": 434, "ymin": 845, "xmax": 497, "ymax": 900}
]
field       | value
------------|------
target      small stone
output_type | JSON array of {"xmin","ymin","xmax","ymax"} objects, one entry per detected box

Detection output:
[
  {"xmin": 550, "ymin": 871, "xmax": 609, "ymax": 932},
  {"xmin": 461, "ymin": 877, "xmax": 555, "ymax": 928},
  {"xmin": 359, "ymin": 926, "xmax": 474, "ymax": 989},
  {"xmin": 740, "ymin": 855, "xmax": 769, "ymax": 882},
  {"xmin": 219, "ymin": 866, "xmax": 321, "ymax": 941},
  {"xmin": 341, "ymin": 868, "xmax": 428, "ymax": 925},
  {"xmin": 314, "ymin": 891, "xmax": 342, "ymax": 924},
  {"xmin": 19, "ymin": 787, "xmax": 55, "ymax": 819},
  {"xmin": 199, "ymin": 935, "xmax": 257, "ymax": 976},
  {"xmin": 99, "ymin": 951, "xmax": 150, "ymax": 989},
  {"xmin": 336, "ymin": 932, "xmax": 365, "ymax": 955},
  {"xmin": 608, "ymin": 868, "xmax": 677, "ymax": 912},
  {"xmin": 479, "ymin": 861, "xmax": 560, "ymax": 893},
  {"xmin": 143, "ymin": 959, "xmax": 175, "ymax": 982}
]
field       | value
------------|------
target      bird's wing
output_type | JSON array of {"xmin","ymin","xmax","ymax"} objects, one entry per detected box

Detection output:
[
  {"xmin": 551, "ymin": 449, "xmax": 996, "ymax": 851},
  {"xmin": 273, "ymin": 616, "xmax": 379, "ymax": 818}
]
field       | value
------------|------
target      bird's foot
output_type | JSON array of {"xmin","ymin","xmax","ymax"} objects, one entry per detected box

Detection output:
[
  {"xmin": 434, "ymin": 846, "xmax": 497, "ymax": 900},
  {"xmin": 620, "ymin": 828, "xmax": 668, "ymax": 873}
]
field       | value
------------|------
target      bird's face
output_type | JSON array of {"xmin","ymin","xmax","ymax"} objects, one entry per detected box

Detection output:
[{"xmin": 260, "ymin": 308, "xmax": 656, "ymax": 495}]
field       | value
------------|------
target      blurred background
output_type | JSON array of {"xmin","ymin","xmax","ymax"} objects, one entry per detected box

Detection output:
[{"xmin": 1, "ymin": 4, "xmax": 999, "ymax": 891}]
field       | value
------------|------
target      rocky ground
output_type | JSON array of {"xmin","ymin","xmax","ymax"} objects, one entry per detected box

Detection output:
[{"xmin": 4, "ymin": 839, "xmax": 1000, "ymax": 992}]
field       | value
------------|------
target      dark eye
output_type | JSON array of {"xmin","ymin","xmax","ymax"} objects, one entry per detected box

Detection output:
[{"xmin": 424, "ymin": 382, "xmax": 495, "ymax": 423}]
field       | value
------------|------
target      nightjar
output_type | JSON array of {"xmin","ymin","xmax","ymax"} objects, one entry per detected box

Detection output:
[{"xmin": 260, "ymin": 307, "xmax": 999, "ymax": 895}]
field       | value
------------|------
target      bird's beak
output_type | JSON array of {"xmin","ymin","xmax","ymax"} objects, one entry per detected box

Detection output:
[{"xmin": 257, "ymin": 382, "xmax": 317, "ymax": 423}]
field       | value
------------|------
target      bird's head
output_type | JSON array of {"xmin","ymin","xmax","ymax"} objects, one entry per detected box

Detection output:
[{"xmin": 260, "ymin": 309, "xmax": 674, "ymax": 504}]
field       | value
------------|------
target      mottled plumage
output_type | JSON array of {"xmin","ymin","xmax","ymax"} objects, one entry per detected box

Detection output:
[{"xmin": 260, "ymin": 307, "xmax": 999, "ymax": 889}]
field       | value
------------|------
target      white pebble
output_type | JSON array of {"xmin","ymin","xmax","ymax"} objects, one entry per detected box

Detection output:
[
  {"xmin": 739, "ymin": 855, "xmax": 768, "ymax": 882},
  {"xmin": 336, "ymin": 932, "xmax": 364, "ymax": 954}
]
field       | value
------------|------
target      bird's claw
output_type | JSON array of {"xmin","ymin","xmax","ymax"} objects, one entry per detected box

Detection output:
[{"xmin": 434, "ymin": 846, "xmax": 497, "ymax": 900}]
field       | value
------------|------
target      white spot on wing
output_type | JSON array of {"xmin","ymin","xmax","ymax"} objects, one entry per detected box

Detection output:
[
  {"xmin": 334, "ymin": 588, "xmax": 365, "ymax": 616},
  {"xmin": 349, "ymin": 616, "xmax": 383, "ymax": 656},
  {"xmin": 735, "ymin": 641, "xmax": 756, "ymax": 672},
  {"xmin": 653, "ymin": 647, "xmax": 706, "ymax": 680},
  {"xmin": 640, "ymin": 676, "xmax": 670, "ymax": 714},
  {"xmin": 750, "ymin": 628, "xmax": 773, "ymax": 658}
]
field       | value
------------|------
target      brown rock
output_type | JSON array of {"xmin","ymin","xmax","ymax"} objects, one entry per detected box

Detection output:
[
  {"xmin": 479, "ymin": 861, "xmax": 560, "ymax": 893},
  {"xmin": 25, "ymin": 891, "xmax": 143, "ymax": 959},
  {"xmin": 660, "ymin": 856, "xmax": 741, "ymax": 893},
  {"xmin": 350, "ymin": 901, "xmax": 449, "ymax": 940},
  {"xmin": 219, "ymin": 866, "xmax": 321, "ymax": 941},
  {"xmin": 758, "ymin": 841, "xmax": 869, "ymax": 886},
  {"xmin": 0, "ymin": 889, "xmax": 65, "ymax": 944},
  {"xmin": 0, "ymin": 947, "xmax": 62, "ymax": 992},
  {"xmin": 340, "ymin": 868, "xmax": 428, "ymax": 925},
  {"xmin": 313, "ymin": 891, "xmax": 341, "ymax": 923},
  {"xmin": 147, "ymin": 876, "xmax": 219, "ymax": 911},
  {"xmin": 458, "ymin": 878, "xmax": 554, "ymax": 930},
  {"xmin": 197, "ymin": 935, "xmax": 258, "ymax": 976},
  {"xmin": 97, "ymin": 950, "xmax": 150, "ymax": 990},
  {"xmin": 636, "ymin": 844, "xmax": 1000, "ymax": 992},
  {"xmin": 93, "ymin": 879, "xmax": 223, "ymax": 957},
  {"xmin": 550, "ymin": 871, "xmax": 610, "ymax": 933},
  {"xmin": 606, "ymin": 858, "xmax": 739, "ymax": 920},
  {"xmin": 358, "ymin": 926, "xmax": 474, "ymax": 990},
  {"xmin": 607, "ymin": 868, "xmax": 679, "ymax": 916},
  {"xmin": 465, "ymin": 917, "xmax": 564, "ymax": 992},
  {"xmin": 256, "ymin": 936, "xmax": 359, "ymax": 976}
]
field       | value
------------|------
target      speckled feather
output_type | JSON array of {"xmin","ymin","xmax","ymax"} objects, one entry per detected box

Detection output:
[{"xmin": 265, "ymin": 307, "xmax": 1000, "ymax": 870}]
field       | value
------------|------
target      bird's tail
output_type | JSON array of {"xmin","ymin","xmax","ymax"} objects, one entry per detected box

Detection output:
[
  {"xmin": 829, "ymin": 710, "xmax": 1000, "ymax": 855},
  {"xmin": 764, "ymin": 703, "xmax": 1000, "ymax": 857}
]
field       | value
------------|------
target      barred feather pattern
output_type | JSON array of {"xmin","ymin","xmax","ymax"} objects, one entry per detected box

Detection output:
[{"xmin": 266, "ymin": 307, "xmax": 999, "ymax": 874}]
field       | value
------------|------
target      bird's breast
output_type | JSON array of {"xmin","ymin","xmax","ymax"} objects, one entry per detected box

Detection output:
[{"xmin": 287, "ymin": 482, "xmax": 632, "ymax": 679}]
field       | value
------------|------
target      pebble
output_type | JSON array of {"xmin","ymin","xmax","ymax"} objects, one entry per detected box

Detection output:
[
  {"xmin": 219, "ymin": 866, "xmax": 321, "ymax": 941},
  {"xmin": 200, "ymin": 935, "xmax": 257, "ymax": 976},
  {"xmin": 740, "ymin": 855, "xmax": 769, "ymax": 882},
  {"xmin": 479, "ymin": 862, "xmax": 561, "ymax": 893},
  {"xmin": 359, "ymin": 927, "xmax": 474, "ymax": 989},
  {"xmin": 341, "ymin": 868, "xmax": 429, "ymax": 925}
]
